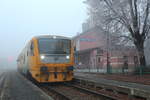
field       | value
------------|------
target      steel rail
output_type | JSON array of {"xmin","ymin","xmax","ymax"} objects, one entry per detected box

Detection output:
[
  {"xmin": 42, "ymin": 86, "xmax": 71, "ymax": 100},
  {"xmin": 41, "ymin": 83, "xmax": 117, "ymax": 100}
]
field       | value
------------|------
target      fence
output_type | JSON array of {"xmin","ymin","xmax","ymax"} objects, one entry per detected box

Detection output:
[{"xmin": 74, "ymin": 65, "xmax": 150, "ymax": 75}]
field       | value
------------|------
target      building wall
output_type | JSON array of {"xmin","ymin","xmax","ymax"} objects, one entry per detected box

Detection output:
[
  {"xmin": 75, "ymin": 48, "xmax": 139, "ymax": 73},
  {"xmin": 74, "ymin": 27, "xmax": 107, "ymax": 51}
]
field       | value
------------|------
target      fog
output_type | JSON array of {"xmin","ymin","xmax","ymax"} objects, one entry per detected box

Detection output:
[{"xmin": 0, "ymin": 0, "xmax": 86, "ymax": 69}]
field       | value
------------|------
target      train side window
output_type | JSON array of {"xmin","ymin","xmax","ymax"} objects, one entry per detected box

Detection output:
[
  {"xmin": 23, "ymin": 55, "xmax": 25, "ymax": 64},
  {"xmin": 74, "ymin": 46, "xmax": 76, "ymax": 52},
  {"xmin": 30, "ymin": 42, "xmax": 34, "ymax": 56},
  {"xmin": 27, "ymin": 51, "xmax": 28, "ymax": 56}
]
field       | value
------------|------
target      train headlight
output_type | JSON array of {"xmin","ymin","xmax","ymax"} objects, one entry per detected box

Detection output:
[
  {"xmin": 41, "ymin": 55, "xmax": 45, "ymax": 59},
  {"xmin": 66, "ymin": 55, "xmax": 70, "ymax": 59}
]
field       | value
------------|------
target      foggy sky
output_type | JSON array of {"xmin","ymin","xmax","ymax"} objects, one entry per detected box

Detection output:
[{"xmin": 0, "ymin": 0, "xmax": 86, "ymax": 64}]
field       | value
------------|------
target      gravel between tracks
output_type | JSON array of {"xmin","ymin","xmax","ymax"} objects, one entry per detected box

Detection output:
[{"xmin": 42, "ymin": 84, "xmax": 106, "ymax": 100}]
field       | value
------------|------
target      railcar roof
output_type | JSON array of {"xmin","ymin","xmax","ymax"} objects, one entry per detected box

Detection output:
[{"xmin": 34, "ymin": 35, "xmax": 71, "ymax": 40}]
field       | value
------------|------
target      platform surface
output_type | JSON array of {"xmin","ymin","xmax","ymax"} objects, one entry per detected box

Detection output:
[
  {"xmin": 74, "ymin": 72, "xmax": 150, "ymax": 99},
  {"xmin": 0, "ymin": 70, "xmax": 53, "ymax": 100}
]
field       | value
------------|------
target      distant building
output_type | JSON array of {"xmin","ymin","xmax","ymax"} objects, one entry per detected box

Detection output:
[
  {"xmin": 73, "ymin": 27, "xmax": 107, "ymax": 51},
  {"xmin": 73, "ymin": 27, "xmax": 139, "ymax": 73}
]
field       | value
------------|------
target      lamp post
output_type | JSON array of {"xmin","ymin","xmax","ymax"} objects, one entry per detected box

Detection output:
[{"xmin": 106, "ymin": 26, "xmax": 111, "ymax": 74}]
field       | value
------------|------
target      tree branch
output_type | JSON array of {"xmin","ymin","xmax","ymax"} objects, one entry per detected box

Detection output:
[{"xmin": 142, "ymin": 1, "xmax": 150, "ymax": 36}]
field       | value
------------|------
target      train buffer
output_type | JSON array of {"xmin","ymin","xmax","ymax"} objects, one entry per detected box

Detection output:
[{"xmin": 74, "ymin": 72, "xmax": 150, "ymax": 100}]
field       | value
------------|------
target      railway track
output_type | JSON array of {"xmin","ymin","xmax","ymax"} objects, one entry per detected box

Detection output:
[
  {"xmin": 37, "ymin": 81, "xmax": 146, "ymax": 100},
  {"xmin": 40, "ymin": 83, "xmax": 116, "ymax": 100},
  {"xmin": 27, "ymin": 73, "xmax": 146, "ymax": 100}
]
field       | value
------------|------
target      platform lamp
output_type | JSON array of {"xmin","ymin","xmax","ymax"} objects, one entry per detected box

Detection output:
[{"xmin": 106, "ymin": 26, "xmax": 111, "ymax": 74}]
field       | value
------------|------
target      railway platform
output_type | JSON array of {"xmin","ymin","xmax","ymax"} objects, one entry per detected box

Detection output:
[
  {"xmin": 0, "ymin": 70, "xmax": 53, "ymax": 100},
  {"xmin": 74, "ymin": 72, "xmax": 150, "ymax": 100}
]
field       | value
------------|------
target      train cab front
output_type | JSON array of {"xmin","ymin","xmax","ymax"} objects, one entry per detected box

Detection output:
[{"xmin": 33, "ymin": 36, "xmax": 74, "ymax": 83}]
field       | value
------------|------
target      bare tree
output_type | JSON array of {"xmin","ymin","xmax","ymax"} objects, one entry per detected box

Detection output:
[{"xmin": 85, "ymin": 0, "xmax": 150, "ymax": 66}]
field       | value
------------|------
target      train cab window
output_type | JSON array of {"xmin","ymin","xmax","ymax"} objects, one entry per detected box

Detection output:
[
  {"xmin": 30, "ymin": 42, "xmax": 34, "ymax": 56},
  {"xmin": 38, "ymin": 38, "xmax": 71, "ymax": 54}
]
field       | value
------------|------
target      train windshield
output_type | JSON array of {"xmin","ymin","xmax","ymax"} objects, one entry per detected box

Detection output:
[{"xmin": 38, "ymin": 38, "xmax": 71, "ymax": 54}]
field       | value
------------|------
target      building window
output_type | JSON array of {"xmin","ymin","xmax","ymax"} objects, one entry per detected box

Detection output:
[
  {"xmin": 98, "ymin": 57, "xmax": 101, "ymax": 63},
  {"xmin": 134, "ymin": 56, "xmax": 138, "ymax": 67},
  {"xmin": 123, "ymin": 56, "xmax": 128, "ymax": 69},
  {"xmin": 123, "ymin": 56, "xmax": 128, "ymax": 62}
]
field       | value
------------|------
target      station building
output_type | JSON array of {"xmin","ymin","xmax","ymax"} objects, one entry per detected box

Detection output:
[
  {"xmin": 145, "ymin": 39, "xmax": 150, "ymax": 66},
  {"xmin": 73, "ymin": 27, "xmax": 139, "ymax": 73}
]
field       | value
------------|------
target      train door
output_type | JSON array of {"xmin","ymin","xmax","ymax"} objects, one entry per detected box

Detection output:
[{"xmin": 28, "ymin": 40, "xmax": 37, "ymax": 71}]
